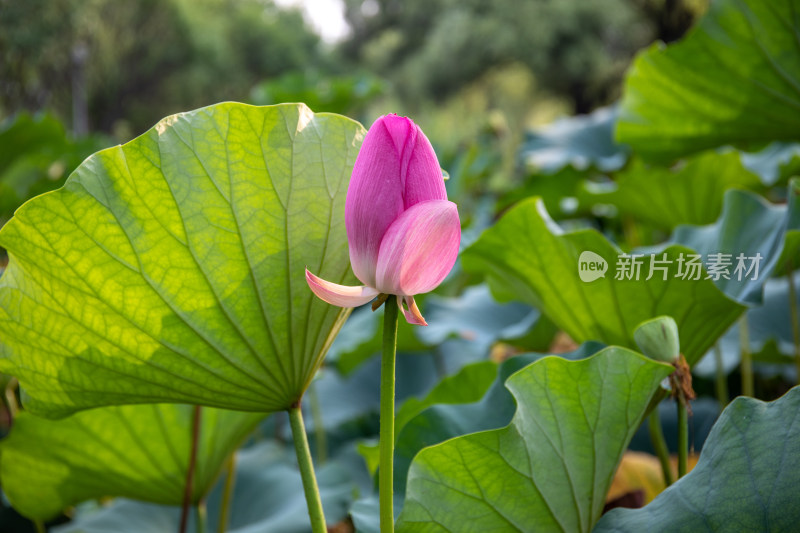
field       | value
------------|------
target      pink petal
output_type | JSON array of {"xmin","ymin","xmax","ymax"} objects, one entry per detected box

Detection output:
[
  {"xmin": 305, "ymin": 269, "xmax": 380, "ymax": 308},
  {"xmin": 374, "ymin": 200, "xmax": 460, "ymax": 296},
  {"xmin": 345, "ymin": 115, "xmax": 447, "ymax": 288},
  {"xmin": 398, "ymin": 295, "xmax": 428, "ymax": 326},
  {"xmin": 398, "ymin": 118, "xmax": 447, "ymax": 209}
]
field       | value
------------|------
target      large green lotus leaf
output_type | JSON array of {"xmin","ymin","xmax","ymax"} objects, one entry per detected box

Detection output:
[
  {"xmin": 581, "ymin": 152, "xmax": 763, "ymax": 229},
  {"xmin": 595, "ymin": 386, "xmax": 800, "ymax": 532},
  {"xmin": 671, "ymin": 180, "xmax": 800, "ymax": 305},
  {"xmin": 616, "ymin": 0, "xmax": 800, "ymax": 161},
  {"xmin": 395, "ymin": 348, "xmax": 673, "ymax": 533},
  {"xmin": 0, "ymin": 103, "xmax": 364, "ymax": 416},
  {"xmin": 1, "ymin": 404, "xmax": 264, "ymax": 520},
  {"xmin": 462, "ymin": 197, "xmax": 745, "ymax": 365}
]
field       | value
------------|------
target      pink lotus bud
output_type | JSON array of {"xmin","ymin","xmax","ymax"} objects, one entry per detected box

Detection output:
[{"xmin": 306, "ymin": 114, "xmax": 461, "ymax": 325}]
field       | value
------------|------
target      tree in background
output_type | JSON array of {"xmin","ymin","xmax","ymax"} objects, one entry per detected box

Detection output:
[
  {"xmin": 340, "ymin": 0, "xmax": 706, "ymax": 113},
  {"xmin": 0, "ymin": 0, "xmax": 324, "ymax": 137},
  {"xmin": 1, "ymin": 0, "xmax": 76, "ymax": 118}
]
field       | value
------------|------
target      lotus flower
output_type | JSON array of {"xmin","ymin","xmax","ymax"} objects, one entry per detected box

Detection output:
[{"xmin": 305, "ymin": 114, "xmax": 460, "ymax": 326}]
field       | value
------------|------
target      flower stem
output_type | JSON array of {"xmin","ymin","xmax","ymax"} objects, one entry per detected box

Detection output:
[
  {"xmin": 787, "ymin": 265, "xmax": 800, "ymax": 384},
  {"xmin": 677, "ymin": 395, "xmax": 689, "ymax": 478},
  {"xmin": 739, "ymin": 315, "xmax": 753, "ymax": 397},
  {"xmin": 179, "ymin": 405, "xmax": 202, "ymax": 533},
  {"xmin": 713, "ymin": 342, "xmax": 728, "ymax": 407},
  {"xmin": 217, "ymin": 453, "xmax": 236, "ymax": 533},
  {"xmin": 288, "ymin": 403, "xmax": 327, "ymax": 533},
  {"xmin": 34, "ymin": 521, "xmax": 45, "ymax": 533},
  {"xmin": 380, "ymin": 300, "xmax": 399, "ymax": 533},
  {"xmin": 648, "ymin": 408, "xmax": 673, "ymax": 486}
]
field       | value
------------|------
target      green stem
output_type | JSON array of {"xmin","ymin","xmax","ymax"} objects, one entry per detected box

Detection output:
[
  {"xmin": 288, "ymin": 404, "xmax": 327, "ymax": 533},
  {"xmin": 739, "ymin": 316, "xmax": 753, "ymax": 397},
  {"xmin": 196, "ymin": 500, "xmax": 207, "ymax": 533},
  {"xmin": 787, "ymin": 264, "xmax": 800, "ymax": 383},
  {"xmin": 179, "ymin": 406, "xmax": 202, "ymax": 533},
  {"xmin": 648, "ymin": 408, "xmax": 674, "ymax": 486},
  {"xmin": 34, "ymin": 520, "xmax": 46, "ymax": 533},
  {"xmin": 380, "ymin": 300, "xmax": 399, "ymax": 533},
  {"xmin": 677, "ymin": 396, "xmax": 689, "ymax": 479},
  {"xmin": 713, "ymin": 343, "xmax": 728, "ymax": 407},
  {"xmin": 308, "ymin": 381, "xmax": 327, "ymax": 464},
  {"xmin": 217, "ymin": 453, "xmax": 236, "ymax": 533}
]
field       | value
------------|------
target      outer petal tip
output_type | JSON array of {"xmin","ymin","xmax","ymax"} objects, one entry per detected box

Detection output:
[
  {"xmin": 305, "ymin": 269, "xmax": 379, "ymax": 308},
  {"xmin": 399, "ymin": 295, "xmax": 428, "ymax": 326}
]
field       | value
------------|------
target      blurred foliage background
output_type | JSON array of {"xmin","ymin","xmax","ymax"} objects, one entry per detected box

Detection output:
[
  {"xmin": 1, "ymin": 0, "xmax": 707, "ymax": 140},
  {"xmin": 11, "ymin": 0, "xmax": 800, "ymax": 530},
  {"xmin": 0, "ymin": 0, "xmax": 710, "ymax": 244}
]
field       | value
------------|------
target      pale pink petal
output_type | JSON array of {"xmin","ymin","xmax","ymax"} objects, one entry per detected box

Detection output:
[
  {"xmin": 398, "ymin": 295, "xmax": 428, "ymax": 326},
  {"xmin": 345, "ymin": 115, "xmax": 447, "ymax": 287},
  {"xmin": 305, "ymin": 269, "xmax": 380, "ymax": 308},
  {"xmin": 374, "ymin": 200, "xmax": 460, "ymax": 296}
]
